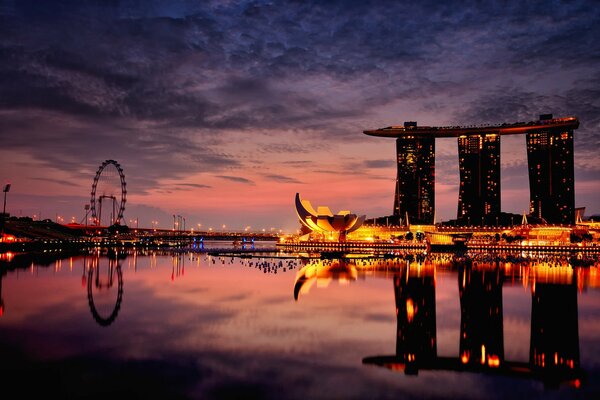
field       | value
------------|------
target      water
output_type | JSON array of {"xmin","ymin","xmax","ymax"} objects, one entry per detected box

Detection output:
[{"xmin": 1, "ymin": 245, "xmax": 599, "ymax": 399}]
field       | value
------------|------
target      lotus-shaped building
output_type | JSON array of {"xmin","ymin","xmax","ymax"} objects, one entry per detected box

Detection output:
[{"xmin": 295, "ymin": 193, "xmax": 365, "ymax": 240}]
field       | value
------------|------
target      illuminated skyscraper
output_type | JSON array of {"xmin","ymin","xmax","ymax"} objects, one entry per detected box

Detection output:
[
  {"xmin": 393, "ymin": 123, "xmax": 435, "ymax": 224},
  {"xmin": 364, "ymin": 115, "xmax": 579, "ymax": 226},
  {"xmin": 526, "ymin": 115, "xmax": 575, "ymax": 224},
  {"xmin": 457, "ymin": 134, "xmax": 500, "ymax": 225}
]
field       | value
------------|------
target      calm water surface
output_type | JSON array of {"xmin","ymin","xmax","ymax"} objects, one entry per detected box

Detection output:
[{"xmin": 1, "ymin": 244, "xmax": 599, "ymax": 399}]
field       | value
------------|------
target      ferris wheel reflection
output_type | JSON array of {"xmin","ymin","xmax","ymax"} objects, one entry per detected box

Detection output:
[{"xmin": 85, "ymin": 253, "xmax": 124, "ymax": 327}]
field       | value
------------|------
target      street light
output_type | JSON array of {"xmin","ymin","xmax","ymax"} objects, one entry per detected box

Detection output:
[
  {"xmin": 2, "ymin": 183, "xmax": 10, "ymax": 218},
  {"xmin": 83, "ymin": 204, "xmax": 90, "ymax": 227}
]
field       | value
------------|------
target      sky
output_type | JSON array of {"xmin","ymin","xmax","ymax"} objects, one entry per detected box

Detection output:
[{"xmin": 0, "ymin": 0, "xmax": 599, "ymax": 232}]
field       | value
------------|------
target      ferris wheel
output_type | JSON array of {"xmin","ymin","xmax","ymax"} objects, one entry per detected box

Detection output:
[{"xmin": 90, "ymin": 160, "xmax": 127, "ymax": 226}]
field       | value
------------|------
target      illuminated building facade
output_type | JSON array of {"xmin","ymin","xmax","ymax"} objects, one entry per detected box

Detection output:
[
  {"xmin": 364, "ymin": 115, "xmax": 579, "ymax": 226},
  {"xmin": 526, "ymin": 115, "xmax": 575, "ymax": 224},
  {"xmin": 295, "ymin": 193, "xmax": 365, "ymax": 241},
  {"xmin": 394, "ymin": 125, "xmax": 435, "ymax": 224},
  {"xmin": 457, "ymin": 134, "xmax": 500, "ymax": 225}
]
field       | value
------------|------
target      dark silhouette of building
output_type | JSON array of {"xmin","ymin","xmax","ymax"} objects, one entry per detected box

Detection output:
[
  {"xmin": 393, "ymin": 123, "xmax": 435, "ymax": 224},
  {"xmin": 457, "ymin": 134, "xmax": 501, "ymax": 225},
  {"xmin": 363, "ymin": 260, "xmax": 583, "ymax": 388},
  {"xmin": 526, "ymin": 114, "xmax": 575, "ymax": 224},
  {"xmin": 458, "ymin": 264, "xmax": 504, "ymax": 367},
  {"xmin": 393, "ymin": 270, "xmax": 437, "ymax": 374},
  {"xmin": 530, "ymin": 281, "xmax": 580, "ymax": 388},
  {"xmin": 364, "ymin": 115, "xmax": 579, "ymax": 226}
]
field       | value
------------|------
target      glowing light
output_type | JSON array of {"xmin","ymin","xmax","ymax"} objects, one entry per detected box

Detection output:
[
  {"xmin": 481, "ymin": 345, "xmax": 486, "ymax": 365},
  {"xmin": 461, "ymin": 352, "xmax": 469, "ymax": 364},
  {"xmin": 406, "ymin": 299, "xmax": 415, "ymax": 322},
  {"xmin": 487, "ymin": 355, "xmax": 500, "ymax": 368},
  {"xmin": 0, "ymin": 234, "xmax": 15, "ymax": 243}
]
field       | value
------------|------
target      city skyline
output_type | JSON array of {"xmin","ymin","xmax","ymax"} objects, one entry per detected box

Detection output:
[
  {"xmin": 365, "ymin": 116, "xmax": 578, "ymax": 226},
  {"xmin": 1, "ymin": 1, "xmax": 599, "ymax": 231}
]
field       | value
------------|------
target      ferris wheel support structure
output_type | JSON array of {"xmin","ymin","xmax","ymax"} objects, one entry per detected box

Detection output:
[{"xmin": 90, "ymin": 160, "xmax": 127, "ymax": 226}]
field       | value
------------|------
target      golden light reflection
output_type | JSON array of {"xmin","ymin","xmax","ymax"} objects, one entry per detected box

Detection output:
[
  {"xmin": 406, "ymin": 299, "xmax": 415, "ymax": 322},
  {"xmin": 481, "ymin": 345, "xmax": 486, "ymax": 365},
  {"xmin": 487, "ymin": 355, "xmax": 500, "ymax": 368},
  {"xmin": 461, "ymin": 352, "xmax": 470, "ymax": 364}
]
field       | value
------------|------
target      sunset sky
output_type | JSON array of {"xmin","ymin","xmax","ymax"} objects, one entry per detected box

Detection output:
[{"xmin": 1, "ymin": 0, "xmax": 599, "ymax": 231}]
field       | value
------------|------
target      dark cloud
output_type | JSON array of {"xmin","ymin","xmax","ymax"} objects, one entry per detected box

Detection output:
[
  {"xmin": 155, "ymin": 182, "xmax": 212, "ymax": 193},
  {"xmin": 263, "ymin": 174, "xmax": 303, "ymax": 184},
  {"xmin": 363, "ymin": 159, "xmax": 393, "ymax": 169},
  {"xmin": 1, "ymin": 0, "xmax": 599, "ymax": 218},
  {"xmin": 28, "ymin": 177, "xmax": 80, "ymax": 187},
  {"xmin": 216, "ymin": 175, "xmax": 254, "ymax": 185},
  {"xmin": 174, "ymin": 183, "xmax": 212, "ymax": 189}
]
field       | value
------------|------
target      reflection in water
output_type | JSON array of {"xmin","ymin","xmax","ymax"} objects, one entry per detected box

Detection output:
[
  {"xmin": 171, "ymin": 253, "xmax": 185, "ymax": 281},
  {"xmin": 459, "ymin": 262, "xmax": 504, "ymax": 368},
  {"xmin": 293, "ymin": 253, "xmax": 435, "ymax": 301},
  {"xmin": 0, "ymin": 270, "xmax": 4, "ymax": 317},
  {"xmin": 394, "ymin": 264, "xmax": 436, "ymax": 374},
  {"xmin": 363, "ymin": 260, "xmax": 583, "ymax": 389},
  {"xmin": 294, "ymin": 258, "xmax": 358, "ymax": 300},
  {"xmin": 531, "ymin": 281, "xmax": 580, "ymax": 388},
  {"xmin": 290, "ymin": 256, "xmax": 586, "ymax": 389},
  {"xmin": 87, "ymin": 254, "xmax": 123, "ymax": 327}
]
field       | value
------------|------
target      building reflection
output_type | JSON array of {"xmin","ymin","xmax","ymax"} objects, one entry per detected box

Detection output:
[
  {"xmin": 458, "ymin": 262, "xmax": 504, "ymax": 369},
  {"xmin": 0, "ymin": 269, "xmax": 4, "ymax": 317},
  {"xmin": 293, "ymin": 258, "xmax": 358, "ymax": 301},
  {"xmin": 530, "ymin": 279, "xmax": 580, "ymax": 388},
  {"xmin": 393, "ymin": 265, "xmax": 436, "ymax": 374},
  {"xmin": 358, "ymin": 258, "xmax": 583, "ymax": 389},
  {"xmin": 86, "ymin": 252, "xmax": 124, "ymax": 327},
  {"xmin": 171, "ymin": 253, "xmax": 185, "ymax": 281}
]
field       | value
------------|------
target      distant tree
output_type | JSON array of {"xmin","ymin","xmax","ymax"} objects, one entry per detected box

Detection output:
[
  {"xmin": 405, "ymin": 232, "xmax": 414, "ymax": 241},
  {"xmin": 494, "ymin": 233, "xmax": 500, "ymax": 242}
]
